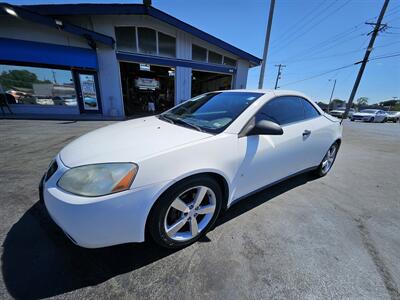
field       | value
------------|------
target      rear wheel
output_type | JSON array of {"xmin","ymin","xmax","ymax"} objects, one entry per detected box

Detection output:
[
  {"xmin": 381, "ymin": 118, "xmax": 387, "ymax": 123},
  {"xmin": 148, "ymin": 176, "xmax": 222, "ymax": 248},
  {"xmin": 315, "ymin": 142, "xmax": 339, "ymax": 177}
]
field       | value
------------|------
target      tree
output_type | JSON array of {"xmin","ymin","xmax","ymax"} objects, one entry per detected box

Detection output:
[
  {"xmin": 356, "ymin": 97, "xmax": 369, "ymax": 106},
  {"xmin": 330, "ymin": 99, "xmax": 345, "ymax": 109},
  {"xmin": 0, "ymin": 69, "xmax": 51, "ymax": 90}
]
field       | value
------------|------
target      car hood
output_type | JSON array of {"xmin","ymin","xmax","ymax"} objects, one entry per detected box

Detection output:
[{"xmin": 60, "ymin": 116, "xmax": 212, "ymax": 168}]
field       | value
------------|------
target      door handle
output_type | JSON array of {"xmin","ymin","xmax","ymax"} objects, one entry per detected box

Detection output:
[{"xmin": 303, "ymin": 130, "xmax": 311, "ymax": 137}]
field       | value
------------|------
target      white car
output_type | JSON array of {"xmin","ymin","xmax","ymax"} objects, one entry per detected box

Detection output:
[
  {"xmin": 329, "ymin": 108, "xmax": 355, "ymax": 118},
  {"xmin": 351, "ymin": 109, "xmax": 387, "ymax": 122},
  {"xmin": 386, "ymin": 111, "xmax": 400, "ymax": 123},
  {"xmin": 40, "ymin": 90, "xmax": 342, "ymax": 249}
]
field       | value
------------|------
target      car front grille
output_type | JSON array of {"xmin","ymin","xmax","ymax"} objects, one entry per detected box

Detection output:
[{"xmin": 45, "ymin": 160, "xmax": 58, "ymax": 181}]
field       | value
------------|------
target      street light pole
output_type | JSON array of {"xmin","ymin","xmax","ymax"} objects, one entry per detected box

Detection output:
[
  {"xmin": 258, "ymin": 0, "xmax": 276, "ymax": 89},
  {"xmin": 327, "ymin": 79, "xmax": 336, "ymax": 113}
]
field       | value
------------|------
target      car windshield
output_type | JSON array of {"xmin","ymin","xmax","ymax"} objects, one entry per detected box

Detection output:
[
  {"xmin": 361, "ymin": 109, "xmax": 377, "ymax": 113},
  {"xmin": 160, "ymin": 92, "xmax": 263, "ymax": 133}
]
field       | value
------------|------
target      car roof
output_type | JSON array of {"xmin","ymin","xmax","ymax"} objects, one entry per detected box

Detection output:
[{"xmin": 215, "ymin": 89, "xmax": 310, "ymax": 99}]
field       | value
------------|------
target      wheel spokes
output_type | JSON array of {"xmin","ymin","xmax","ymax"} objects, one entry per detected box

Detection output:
[
  {"xmin": 193, "ymin": 186, "xmax": 208, "ymax": 207},
  {"xmin": 166, "ymin": 216, "xmax": 189, "ymax": 237},
  {"xmin": 197, "ymin": 204, "xmax": 215, "ymax": 215},
  {"xmin": 171, "ymin": 197, "xmax": 190, "ymax": 213},
  {"xmin": 190, "ymin": 217, "xmax": 199, "ymax": 236}
]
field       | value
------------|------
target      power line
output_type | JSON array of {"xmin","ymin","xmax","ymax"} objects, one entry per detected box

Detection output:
[
  {"xmin": 277, "ymin": 25, "xmax": 367, "ymax": 64},
  {"xmin": 270, "ymin": 0, "xmax": 331, "ymax": 48},
  {"xmin": 278, "ymin": 51, "xmax": 399, "ymax": 88},
  {"xmin": 280, "ymin": 63, "xmax": 356, "ymax": 87},
  {"xmin": 275, "ymin": 0, "xmax": 353, "ymax": 50}
]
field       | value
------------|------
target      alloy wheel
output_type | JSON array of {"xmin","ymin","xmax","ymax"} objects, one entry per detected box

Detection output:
[
  {"xmin": 321, "ymin": 144, "xmax": 337, "ymax": 175},
  {"xmin": 164, "ymin": 186, "xmax": 216, "ymax": 241}
]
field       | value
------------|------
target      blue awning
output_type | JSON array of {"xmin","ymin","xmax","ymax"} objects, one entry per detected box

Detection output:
[{"xmin": 0, "ymin": 38, "xmax": 98, "ymax": 69}]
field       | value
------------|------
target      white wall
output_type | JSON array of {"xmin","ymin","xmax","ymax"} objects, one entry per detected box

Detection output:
[{"xmin": 90, "ymin": 16, "xmax": 124, "ymax": 117}]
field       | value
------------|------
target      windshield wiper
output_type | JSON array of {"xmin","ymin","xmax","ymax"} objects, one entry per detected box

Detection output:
[
  {"xmin": 159, "ymin": 114, "xmax": 203, "ymax": 132},
  {"xmin": 174, "ymin": 118, "xmax": 204, "ymax": 132},
  {"xmin": 158, "ymin": 114, "xmax": 174, "ymax": 124}
]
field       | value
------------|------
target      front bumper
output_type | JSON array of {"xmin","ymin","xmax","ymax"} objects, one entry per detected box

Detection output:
[{"xmin": 41, "ymin": 155, "xmax": 168, "ymax": 248}]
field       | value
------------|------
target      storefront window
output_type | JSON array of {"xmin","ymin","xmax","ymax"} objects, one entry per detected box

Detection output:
[
  {"xmin": 223, "ymin": 56, "xmax": 236, "ymax": 67},
  {"xmin": 0, "ymin": 64, "xmax": 77, "ymax": 106},
  {"xmin": 138, "ymin": 27, "xmax": 157, "ymax": 55},
  {"xmin": 192, "ymin": 44, "xmax": 207, "ymax": 62},
  {"xmin": 158, "ymin": 32, "xmax": 176, "ymax": 57},
  {"xmin": 208, "ymin": 51, "xmax": 223, "ymax": 64},
  {"xmin": 115, "ymin": 26, "xmax": 137, "ymax": 52}
]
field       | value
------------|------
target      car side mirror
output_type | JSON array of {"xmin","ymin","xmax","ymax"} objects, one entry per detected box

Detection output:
[{"xmin": 241, "ymin": 119, "xmax": 283, "ymax": 137}]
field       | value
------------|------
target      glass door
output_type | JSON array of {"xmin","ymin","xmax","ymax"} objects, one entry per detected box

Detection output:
[{"xmin": 74, "ymin": 71, "xmax": 102, "ymax": 114}]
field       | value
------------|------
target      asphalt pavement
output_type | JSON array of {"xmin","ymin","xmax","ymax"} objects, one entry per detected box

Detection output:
[{"xmin": 0, "ymin": 119, "xmax": 399, "ymax": 299}]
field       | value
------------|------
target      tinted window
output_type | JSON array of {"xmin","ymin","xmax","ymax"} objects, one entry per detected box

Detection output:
[
  {"xmin": 138, "ymin": 27, "xmax": 157, "ymax": 55},
  {"xmin": 192, "ymin": 45, "xmax": 207, "ymax": 61},
  {"xmin": 255, "ymin": 96, "xmax": 304, "ymax": 125},
  {"xmin": 162, "ymin": 92, "xmax": 262, "ymax": 133},
  {"xmin": 209, "ymin": 51, "xmax": 223, "ymax": 64},
  {"xmin": 223, "ymin": 57, "xmax": 236, "ymax": 66},
  {"xmin": 158, "ymin": 32, "xmax": 176, "ymax": 57},
  {"xmin": 301, "ymin": 98, "xmax": 320, "ymax": 119},
  {"xmin": 115, "ymin": 27, "xmax": 136, "ymax": 52}
]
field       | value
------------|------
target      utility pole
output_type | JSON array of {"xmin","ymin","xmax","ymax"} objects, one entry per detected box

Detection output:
[
  {"xmin": 274, "ymin": 64, "xmax": 286, "ymax": 89},
  {"xmin": 342, "ymin": 0, "xmax": 390, "ymax": 121},
  {"xmin": 327, "ymin": 79, "xmax": 336, "ymax": 113},
  {"xmin": 258, "ymin": 0, "xmax": 276, "ymax": 89}
]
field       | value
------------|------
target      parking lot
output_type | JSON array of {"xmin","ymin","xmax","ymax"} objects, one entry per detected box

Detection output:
[{"xmin": 0, "ymin": 119, "xmax": 399, "ymax": 299}]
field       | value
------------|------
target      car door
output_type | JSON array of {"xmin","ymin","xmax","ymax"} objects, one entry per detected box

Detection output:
[
  {"xmin": 298, "ymin": 98, "xmax": 332, "ymax": 168},
  {"xmin": 232, "ymin": 96, "xmax": 310, "ymax": 199}
]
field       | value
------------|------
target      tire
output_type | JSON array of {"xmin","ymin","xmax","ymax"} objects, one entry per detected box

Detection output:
[
  {"xmin": 315, "ymin": 142, "xmax": 339, "ymax": 177},
  {"xmin": 381, "ymin": 118, "xmax": 387, "ymax": 123},
  {"xmin": 370, "ymin": 117, "xmax": 374, "ymax": 123},
  {"xmin": 148, "ymin": 175, "xmax": 222, "ymax": 249},
  {"xmin": 351, "ymin": 118, "xmax": 354, "ymax": 122}
]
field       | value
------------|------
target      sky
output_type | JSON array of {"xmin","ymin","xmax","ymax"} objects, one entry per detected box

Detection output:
[{"xmin": 8, "ymin": 0, "xmax": 400, "ymax": 104}]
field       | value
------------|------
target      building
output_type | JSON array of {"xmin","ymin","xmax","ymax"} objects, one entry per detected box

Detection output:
[{"xmin": 0, "ymin": 2, "xmax": 261, "ymax": 119}]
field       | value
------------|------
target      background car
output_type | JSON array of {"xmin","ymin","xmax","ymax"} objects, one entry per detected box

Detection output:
[
  {"xmin": 329, "ymin": 108, "xmax": 355, "ymax": 118},
  {"xmin": 351, "ymin": 109, "xmax": 387, "ymax": 123},
  {"xmin": 386, "ymin": 111, "xmax": 400, "ymax": 123},
  {"xmin": 41, "ymin": 90, "xmax": 342, "ymax": 249}
]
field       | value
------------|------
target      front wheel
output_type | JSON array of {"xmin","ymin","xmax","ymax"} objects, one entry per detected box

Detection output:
[
  {"xmin": 315, "ymin": 142, "xmax": 339, "ymax": 177},
  {"xmin": 148, "ymin": 176, "xmax": 222, "ymax": 249},
  {"xmin": 369, "ymin": 117, "xmax": 375, "ymax": 123}
]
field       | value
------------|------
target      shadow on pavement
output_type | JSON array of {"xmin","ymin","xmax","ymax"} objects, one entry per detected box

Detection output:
[{"xmin": 1, "ymin": 172, "xmax": 316, "ymax": 299}]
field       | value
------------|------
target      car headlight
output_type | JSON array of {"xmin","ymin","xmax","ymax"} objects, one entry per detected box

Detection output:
[{"xmin": 58, "ymin": 163, "xmax": 138, "ymax": 197}]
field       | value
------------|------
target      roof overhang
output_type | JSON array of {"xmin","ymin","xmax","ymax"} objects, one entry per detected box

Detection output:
[
  {"xmin": 0, "ymin": 3, "xmax": 115, "ymax": 49},
  {"xmin": 16, "ymin": 3, "xmax": 262, "ymax": 66}
]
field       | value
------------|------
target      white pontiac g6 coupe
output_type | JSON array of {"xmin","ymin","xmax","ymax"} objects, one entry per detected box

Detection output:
[{"xmin": 41, "ymin": 90, "xmax": 342, "ymax": 249}]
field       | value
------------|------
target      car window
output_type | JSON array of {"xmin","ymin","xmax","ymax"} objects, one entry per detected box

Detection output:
[
  {"xmin": 255, "ymin": 96, "xmax": 305, "ymax": 125},
  {"xmin": 301, "ymin": 98, "xmax": 320, "ymax": 119},
  {"xmin": 162, "ymin": 92, "xmax": 263, "ymax": 133}
]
